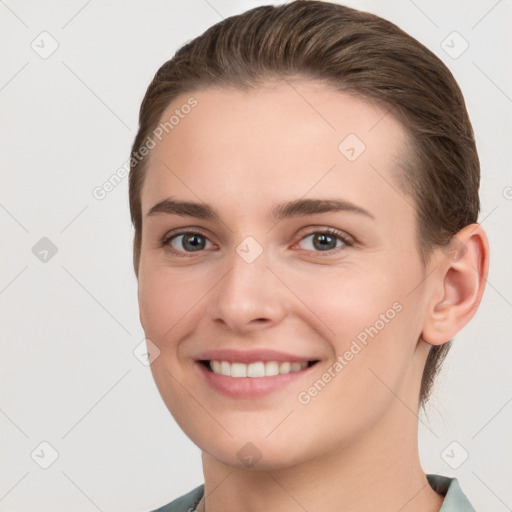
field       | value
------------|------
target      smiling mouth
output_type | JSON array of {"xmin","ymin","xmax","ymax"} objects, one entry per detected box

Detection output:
[{"xmin": 199, "ymin": 360, "xmax": 319, "ymax": 378}]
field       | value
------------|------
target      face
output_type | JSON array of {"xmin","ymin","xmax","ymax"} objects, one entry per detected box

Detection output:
[{"xmin": 137, "ymin": 79, "xmax": 433, "ymax": 470}]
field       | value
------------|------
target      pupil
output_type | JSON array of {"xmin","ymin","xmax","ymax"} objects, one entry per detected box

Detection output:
[
  {"xmin": 184, "ymin": 234, "xmax": 205, "ymax": 251},
  {"xmin": 314, "ymin": 233, "xmax": 336, "ymax": 251}
]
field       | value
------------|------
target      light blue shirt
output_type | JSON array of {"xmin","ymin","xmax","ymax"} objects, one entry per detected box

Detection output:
[{"xmin": 151, "ymin": 474, "xmax": 475, "ymax": 511}]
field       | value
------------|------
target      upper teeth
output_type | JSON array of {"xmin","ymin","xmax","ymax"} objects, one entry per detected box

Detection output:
[{"xmin": 209, "ymin": 360, "xmax": 309, "ymax": 377}]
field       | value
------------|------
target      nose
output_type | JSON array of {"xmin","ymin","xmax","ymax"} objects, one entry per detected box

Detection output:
[{"xmin": 207, "ymin": 245, "xmax": 289, "ymax": 334}]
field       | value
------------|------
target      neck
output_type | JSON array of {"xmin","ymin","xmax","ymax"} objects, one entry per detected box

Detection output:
[{"xmin": 199, "ymin": 404, "xmax": 443, "ymax": 512}]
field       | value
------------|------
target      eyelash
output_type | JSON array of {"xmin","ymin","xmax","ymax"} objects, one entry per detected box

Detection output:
[
  {"xmin": 160, "ymin": 227, "xmax": 354, "ymax": 258},
  {"xmin": 299, "ymin": 227, "xmax": 354, "ymax": 257}
]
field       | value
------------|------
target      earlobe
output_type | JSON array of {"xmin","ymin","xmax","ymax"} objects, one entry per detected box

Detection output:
[{"xmin": 421, "ymin": 223, "xmax": 489, "ymax": 346}]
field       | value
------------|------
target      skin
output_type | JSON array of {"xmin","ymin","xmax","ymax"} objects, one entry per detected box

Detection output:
[{"xmin": 137, "ymin": 78, "xmax": 489, "ymax": 512}]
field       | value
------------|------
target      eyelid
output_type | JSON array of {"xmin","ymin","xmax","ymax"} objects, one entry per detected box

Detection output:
[{"xmin": 162, "ymin": 226, "xmax": 211, "ymax": 241}]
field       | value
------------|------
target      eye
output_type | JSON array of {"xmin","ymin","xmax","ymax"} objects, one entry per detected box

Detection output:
[
  {"xmin": 162, "ymin": 231, "xmax": 214, "ymax": 255},
  {"xmin": 296, "ymin": 228, "xmax": 353, "ymax": 255}
]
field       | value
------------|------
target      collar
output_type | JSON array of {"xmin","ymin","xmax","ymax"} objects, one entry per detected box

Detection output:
[{"xmin": 427, "ymin": 474, "xmax": 476, "ymax": 512}]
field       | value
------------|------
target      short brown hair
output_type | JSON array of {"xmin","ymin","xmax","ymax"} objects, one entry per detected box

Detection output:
[{"xmin": 128, "ymin": 0, "xmax": 480, "ymax": 407}]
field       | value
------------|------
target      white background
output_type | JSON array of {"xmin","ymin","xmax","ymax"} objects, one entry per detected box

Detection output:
[{"xmin": 1, "ymin": 1, "xmax": 511, "ymax": 511}]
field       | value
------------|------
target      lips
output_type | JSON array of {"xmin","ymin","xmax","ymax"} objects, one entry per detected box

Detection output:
[
  {"xmin": 194, "ymin": 348, "xmax": 321, "ymax": 398},
  {"xmin": 196, "ymin": 348, "xmax": 319, "ymax": 365}
]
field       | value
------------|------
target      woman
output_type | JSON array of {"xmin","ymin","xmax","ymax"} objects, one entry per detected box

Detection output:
[{"xmin": 128, "ymin": 2, "xmax": 489, "ymax": 510}]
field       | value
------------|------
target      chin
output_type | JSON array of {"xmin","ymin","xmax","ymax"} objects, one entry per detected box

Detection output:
[{"xmin": 195, "ymin": 430, "xmax": 318, "ymax": 472}]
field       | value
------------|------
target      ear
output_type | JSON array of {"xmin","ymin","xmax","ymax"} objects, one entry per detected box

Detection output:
[{"xmin": 421, "ymin": 223, "xmax": 490, "ymax": 346}]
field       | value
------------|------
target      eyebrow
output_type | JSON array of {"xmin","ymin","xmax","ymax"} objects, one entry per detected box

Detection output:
[{"xmin": 146, "ymin": 197, "xmax": 374, "ymax": 221}]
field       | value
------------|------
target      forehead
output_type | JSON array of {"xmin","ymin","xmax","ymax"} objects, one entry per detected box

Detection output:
[{"xmin": 140, "ymin": 79, "xmax": 412, "ymax": 223}]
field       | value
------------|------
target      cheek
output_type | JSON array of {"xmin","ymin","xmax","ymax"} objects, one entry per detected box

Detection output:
[
  {"xmin": 287, "ymin": 264, "xmax": 399, "ymax": 341},
  {"xmin": 288, "ymin": 264, "xmax": 415, "ymax": 386},
  {"xmin": 138, "ymin": 266, "xmax": 202, "ymax": 344}
]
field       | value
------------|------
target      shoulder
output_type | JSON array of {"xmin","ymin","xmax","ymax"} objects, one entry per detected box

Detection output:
[
  {"xmin": 150, "ymin": 484, "xmax": 204, "ymax": 512},
  {"xmin": 427, "ymin": 474, "xmax": 476, "ymax": 512}
]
